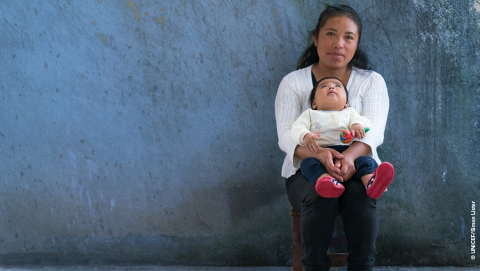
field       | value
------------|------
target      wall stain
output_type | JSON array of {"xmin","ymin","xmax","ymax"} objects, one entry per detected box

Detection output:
[
  {"xmin": 227, "ymin": 182, "xmax": 284, "ymax": 224},
  {"xmin": 128, "ymin": 0, "xmax": 141, "ymax": 21},
  {"xmin": 475, "ymin": 0, "xmax": 480, "ymax": 27},
  {"xmin": 475, "ymin": 0, "xmax": 480, "ymax": 13},
  {"xmin": 95, "ymin": 33, "xmax": 107, "ymax": 44},
  {"xmin": 274, "ymin": 9, "xmax": 278, "ymax": 18}
]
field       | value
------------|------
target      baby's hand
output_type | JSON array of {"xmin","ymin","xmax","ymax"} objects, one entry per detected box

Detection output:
[
  {"xmin": 303, "ymin": 132, "xmax": 321, "ymax": 153},
  {"xmin": 351, "ymin": 124, "xmax": 365, "ymax": 139}
]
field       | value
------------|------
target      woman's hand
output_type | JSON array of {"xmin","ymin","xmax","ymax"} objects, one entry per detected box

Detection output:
[
  {"xmin": 303, "ymin": 132, "xmax": 321, "ymax": 153},
  {"xmin": 334, "ymin": 141, "xmax": 372, "ymax": 181},
  {"xmin": 314, "ymin": 148, "xmax": 345, "ymax": 181},
  {"xmin": 334, "ymin": 153, "xmax": 356, "ymax": 181},
  {"xmin": 295, "ymin": 144, "xmax": 346, "ymax": 181}
]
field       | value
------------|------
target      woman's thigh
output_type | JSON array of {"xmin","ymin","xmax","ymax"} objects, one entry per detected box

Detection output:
[{"xmin": 285, "ymin": 170, "xmax": 338, "ymax": 213}]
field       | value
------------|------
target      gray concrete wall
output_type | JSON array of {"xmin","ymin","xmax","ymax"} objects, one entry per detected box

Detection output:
[
  {"xmin": 0, "ymin": 0, "xmax": 478, "ymax": 267},
  {"xmin": 360, "ymin": 0, "xmax": 480, "ymax": 265}
]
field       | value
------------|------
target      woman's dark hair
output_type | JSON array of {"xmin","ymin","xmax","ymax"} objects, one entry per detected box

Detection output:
[
  {"xmin": 310, "ymin": 77, "xmax": 348, "ymax": 109},
  {"xmin": 297, "ymin": 4, "xmax": 368, "ymax": 70}
]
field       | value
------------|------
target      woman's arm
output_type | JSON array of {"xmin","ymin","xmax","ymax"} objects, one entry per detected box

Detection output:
[
  {"xmin": 275, "ymin": 73, "xmax": 304, "ymax": 169},
  {"xmin": 337, "ymin": 72, "xmax": 389, "ymax": 181},
  {"xmin": 358, "ymin": 72, "xmax": 389, "ymax": 154}
]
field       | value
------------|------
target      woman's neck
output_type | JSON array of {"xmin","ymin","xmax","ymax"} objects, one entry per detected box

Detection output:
[{"xmin": 312, "ymin": 63, "xmax": 351, "ymax": 85}]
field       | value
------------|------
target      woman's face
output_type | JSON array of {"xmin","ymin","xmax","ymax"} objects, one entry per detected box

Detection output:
[{"xmin": 314, "ymin": 16, "xmax": 359, "ymax": 70}]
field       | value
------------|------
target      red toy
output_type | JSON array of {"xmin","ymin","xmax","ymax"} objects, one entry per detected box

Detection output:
[{"xmin": 340, "ymin": 128, "xmax": 370, "ymax": 144}]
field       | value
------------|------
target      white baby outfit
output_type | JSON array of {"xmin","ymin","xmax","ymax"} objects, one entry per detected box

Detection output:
[{"xmin": 291, "ymin": 107, "xmax": 371, "ymax": 147}]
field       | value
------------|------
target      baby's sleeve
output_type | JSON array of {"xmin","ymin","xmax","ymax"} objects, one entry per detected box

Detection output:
[
  {"xmin": 291, "ymin": 109, "xmax": 312, "ymax": 146},
  {"xmin": 349, "ymin": 108, "xmax": 371, "ymax": 130}
]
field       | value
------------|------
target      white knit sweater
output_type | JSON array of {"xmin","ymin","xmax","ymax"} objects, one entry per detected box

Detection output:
[{"xmin": 275, "ymin": 65, "xmax": 389, "ymax": 178}]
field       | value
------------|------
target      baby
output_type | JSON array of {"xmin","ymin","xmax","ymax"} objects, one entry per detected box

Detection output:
[{"xmin": 291, "ymin": 77, "xmax": 394, "ymax": 199}]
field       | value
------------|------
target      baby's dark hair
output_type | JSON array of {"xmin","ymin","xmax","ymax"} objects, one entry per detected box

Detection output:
[{"xmin": 309, "ymin": 77, "xmax": 348, "ymax": 109}]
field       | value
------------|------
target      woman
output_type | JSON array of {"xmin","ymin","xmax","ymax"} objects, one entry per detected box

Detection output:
[{"xmin": 275, "ymin": 5, "xmax": 389, "ymax": 271}]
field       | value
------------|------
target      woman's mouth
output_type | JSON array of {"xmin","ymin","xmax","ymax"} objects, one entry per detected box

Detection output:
[{"xmin": 328, "ymin": 53, "xmax": 344, "ymax": 59}]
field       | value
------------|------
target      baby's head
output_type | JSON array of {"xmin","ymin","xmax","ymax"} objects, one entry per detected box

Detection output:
[{"xmin": 310, "ymin": 77, "xmax": 349, "ymax": 111}]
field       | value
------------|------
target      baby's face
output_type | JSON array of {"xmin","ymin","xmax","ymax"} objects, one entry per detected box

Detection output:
[{"xmin": 312, "ymin": 78, "xmax": 348, "ymax": 111}]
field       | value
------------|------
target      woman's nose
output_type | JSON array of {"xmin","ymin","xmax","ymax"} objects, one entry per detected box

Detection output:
[{"xmin": 333, "ymin": 38, "xmax": 343, "ymax": 48}]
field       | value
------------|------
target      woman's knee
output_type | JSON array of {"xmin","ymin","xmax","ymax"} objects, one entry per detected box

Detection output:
[
  {"xmin": 302, "ymin": 189, "xmax": 339, "ymax": 212},
  {"xmin": 340, "ymin": 180, "xmax": 377, "ymax": 212}
]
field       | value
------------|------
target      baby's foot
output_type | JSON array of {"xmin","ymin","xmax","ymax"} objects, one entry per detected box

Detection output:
[
  {"xmin": 366, "ymin": 162, "xmax": 395, "ymax": 199},
  {"xmin": 315, "ymin": 176, "xmax": 345, "ymax": 198}
]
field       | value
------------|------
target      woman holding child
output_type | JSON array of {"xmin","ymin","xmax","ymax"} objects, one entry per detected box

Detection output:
[{"xmin": 275, "ymin": 5, "xmax": 392, "ymax": 271}]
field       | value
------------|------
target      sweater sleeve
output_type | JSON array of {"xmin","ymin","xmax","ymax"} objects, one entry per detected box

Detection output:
[
  {"xmin": 291, "ymin": 109, "xmax": 312, "ymax": 145},
  {"xmin": 353, "ymin": 72, "xmax": 389, "ymax": 154},
  {"xmin": 349, "ymin": 108, "xmax": 372, "ymax": 130},
  {"xmin": 275, "ymin": 73, "xmax": 304, "ymax": 168}
]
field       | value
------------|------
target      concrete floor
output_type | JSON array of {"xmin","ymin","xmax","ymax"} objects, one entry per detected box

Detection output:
[{"xmin": 0, "ymin": 267, "xmax": 479, "ymax": 271}]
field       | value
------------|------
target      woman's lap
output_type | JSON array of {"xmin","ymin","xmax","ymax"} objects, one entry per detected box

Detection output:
[
  {"xmin": 300, "ymin": 145, "xmax": 378, "ymax": 185},
  {"xmin": 285, "ymin": 170, "xmax": 377, "ymax": 271}
]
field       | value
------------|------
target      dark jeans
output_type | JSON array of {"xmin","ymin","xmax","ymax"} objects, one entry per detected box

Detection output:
[
  {"xmin": 300, "ymin": 145, "xmax": 378, "ymax": 185},
  {"xmin": 285, "ymin": 168, "xmax": 378, "ymax": 271}
]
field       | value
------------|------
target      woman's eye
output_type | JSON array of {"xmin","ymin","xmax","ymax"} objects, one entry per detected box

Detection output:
[
  {"xmin": 336, "ymin": 85, "xmax": 341, "ymax": 87},
  {"xmin": 326, "ymin": 32, "xmax": 334, "ymax": 36},
  {"xmin": 346, "ymin": 36, "xmax": 354, "ymax": 40}
]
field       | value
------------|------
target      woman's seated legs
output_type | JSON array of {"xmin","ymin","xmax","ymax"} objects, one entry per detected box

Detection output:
[
  {"xmin": 285, "ymin": 170, "xmax": 339, "ymax": 271},
  {"xmin": 339, "ymin": 178, "xmax": 378, "ymax": 271}
]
